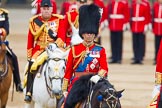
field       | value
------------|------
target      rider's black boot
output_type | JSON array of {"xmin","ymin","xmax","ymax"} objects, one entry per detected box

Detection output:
[
  {"xmin": 24, "ymin": 61, "xmax": 34, "ymax": 103},
  {"xmin": 6, "ymin": 50, "xmax": 23, "ymax": 92}
]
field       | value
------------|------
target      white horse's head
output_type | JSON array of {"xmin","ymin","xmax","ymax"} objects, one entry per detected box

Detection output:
[{"xmin": 44, "ymin": 45, "xmax": 69, "ymax": 97}]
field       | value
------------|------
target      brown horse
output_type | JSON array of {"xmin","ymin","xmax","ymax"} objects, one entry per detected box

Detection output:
[{"xmin": 0, "ymin": 38, "xmax": 12, "ymax": 108}]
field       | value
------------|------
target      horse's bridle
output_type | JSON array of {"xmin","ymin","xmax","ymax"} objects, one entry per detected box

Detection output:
[
  {"xmin": 44, "ymin": 57, "xmax": 65, "ymax": 99},
  {"xmin": 0, "ymin": 37, "xmax": 8, "ymax": 81},
  {"xmin": 99, "ymin": 88, "xmax": 119, "ymax": 108}
]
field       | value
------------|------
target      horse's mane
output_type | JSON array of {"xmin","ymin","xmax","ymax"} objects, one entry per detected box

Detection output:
[
  {"xmin": 93, "ymin": 78, "xmax": 114, "ymax": 92},
  {"xmin": 64, "ymin": 74, "xmax": 93, "ymax": 108}
]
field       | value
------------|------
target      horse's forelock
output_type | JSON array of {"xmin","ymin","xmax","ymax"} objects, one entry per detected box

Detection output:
[{"xmin": 93, "ymin": 79, "xmax": 113, "ymax": 92}]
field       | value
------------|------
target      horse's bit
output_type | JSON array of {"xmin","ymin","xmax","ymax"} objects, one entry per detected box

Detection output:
[{"xmin": 99, "ymin": 88, "xmax": 119, "ymax": 108}]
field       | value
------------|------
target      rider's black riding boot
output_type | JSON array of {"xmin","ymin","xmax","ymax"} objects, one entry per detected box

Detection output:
[
  {"xmin": 6, "ymin": 51, "xmax": 23, "ymax": 92},
  {"xmin": 24, "ymin": 61, "xmax": 34, "ymax": 103}
]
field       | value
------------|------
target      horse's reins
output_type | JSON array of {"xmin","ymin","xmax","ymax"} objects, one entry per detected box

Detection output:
[
  {"xmin": 85, "ymin": 81, "xmax": 119, "ymax": 108},
  {"xmin": 0, "ymin": 38, "xmax": 9, "ymax": 81},
  {"xmin": 99, "ymin": 88, "xmax": 118, "ymax": 108},
  {"xmin": 0, "ymin": 55, "xmax": 8, "ymax": 81},
  {"xmin": 44, "ymin": 58, "xmax": 65, "ymax": 99}
]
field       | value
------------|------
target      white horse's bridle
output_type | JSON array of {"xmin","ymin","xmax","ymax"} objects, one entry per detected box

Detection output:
[{"xmin": 44, "ymin": 57, "xmax": 65, "ymax": 99}]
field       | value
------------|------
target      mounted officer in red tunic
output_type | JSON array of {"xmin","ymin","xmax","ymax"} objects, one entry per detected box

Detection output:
[
  {"xmin": 24, "ymin": 0, "xmax": 66, "ymax": 102},
  {"xmin": 62, "ymin": 4, "xmax": 109, "ymax": 108}
]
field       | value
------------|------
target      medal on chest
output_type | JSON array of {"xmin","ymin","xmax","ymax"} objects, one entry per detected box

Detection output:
[{"xmin": 89, "ymin": 50, "xmax": 100, "ymax": 58}]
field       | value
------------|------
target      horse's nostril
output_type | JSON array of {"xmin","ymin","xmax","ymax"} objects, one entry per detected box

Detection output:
[{"xmin": 55, "ymin": 93, "xmax": 60, "ymax": 96}]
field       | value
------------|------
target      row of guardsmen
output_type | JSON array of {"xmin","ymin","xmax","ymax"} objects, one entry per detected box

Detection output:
[{"xmin": 31, "ymin": 0, "xmax": 162, "ymax": 65}]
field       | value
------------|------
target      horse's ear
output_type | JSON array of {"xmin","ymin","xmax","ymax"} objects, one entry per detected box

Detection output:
[{"xmin": 116, "ymin": 89, "xmax": 125, "ymax": 98}]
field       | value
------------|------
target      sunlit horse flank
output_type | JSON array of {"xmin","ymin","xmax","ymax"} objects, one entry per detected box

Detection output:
[
  {"xmin": 64, "ymin": 74, "xmax": 124, "ymax": 108},
  {"xmin": 24, "ymin": 45, "xmax": 69, "ymax": 108},
  {"xmin": 0, "ymin": 39, "xmax": 12, "ymax": 108}
]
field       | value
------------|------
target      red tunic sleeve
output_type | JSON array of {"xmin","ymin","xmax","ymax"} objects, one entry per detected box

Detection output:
[
  {"xmin": 27, "ymin": 29, "xmax": 34, "ymax": 59},
  {"xmin": 156, "ymin": 40, "xmax": 162, "ymax": 72},
  {"xmin": 64, "ymin": 48, "xmax": 74, "ymax": 82},
  {"xmin": 99, "ymin": 48, "xmax": 108, "ymax": 75}
]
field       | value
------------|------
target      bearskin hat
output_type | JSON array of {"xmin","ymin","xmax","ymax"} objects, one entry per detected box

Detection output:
[{"xmin": 79, "ymin": 4, "xmax": 101, "ymax": 37}]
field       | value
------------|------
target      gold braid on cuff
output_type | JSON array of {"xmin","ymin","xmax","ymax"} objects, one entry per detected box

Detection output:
[
  {"xmin": 62, "ymin": 78, "xmax": 69, "ymax": 92},
  {"xmin": 98, "ymin": 69, "xmax": 107, "ymax": 77},
  {"xmin": 155, "ymin": 72, "xmax": 162, "ymax": 85}
]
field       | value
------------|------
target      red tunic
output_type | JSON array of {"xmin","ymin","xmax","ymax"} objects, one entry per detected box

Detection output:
[
  {"xmin": 36, "ymin": 0, "xmax": 57, "ymax": 14},
  {"xmin": 27, "ymin": 14, "xmax": 66, "ymax": 60},
  {"xmin": 153, "ymin": 2, "xmax": 162, "ymax": 36},
  {"xmin": 156, "ymin": 40, "xmax": 162, "ymax": 108},
  {"xmin": 64, "ymin": 43, "xmax": 108, "ymax": 82},
  {"xmin": 108, "ymin": 0, "xmax": 130, "ymax": 31},
  {"xmin": 64, "ymin": 9, "xmax": 79, "ymax": 46},
  {"xmin": 156, "ymin": 40, "xmax": 162, "ymax": 73},
  {"xmin": 131, "ymin": 1, "xmax": 151, "ymax": 33}
]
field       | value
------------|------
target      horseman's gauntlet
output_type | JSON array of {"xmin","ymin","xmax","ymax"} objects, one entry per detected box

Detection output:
[
  {"xmin": 155, "ymin": 72, "xmax": 162, "ymax": 85},
  {"xmin": 62, "ymin": 78, "xmax": 68, "ymax": 92}
]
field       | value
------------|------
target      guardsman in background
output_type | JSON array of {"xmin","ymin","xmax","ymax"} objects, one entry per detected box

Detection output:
[
  {"xmin": 87, "ymin": 0, "xmax": 108, "ymax": 45},
  {"xmin": 62, "ymin": 4, "xmax": 108, "ymax": 107},
  {"xmin": 0, "ymin": 0, "xmax": 23, "ymax": 92},
  {"xmin": 63, "ymin": 0, "xmax": 87, "ymax": 47},
  {"xmin": 151, "ymin": 40, "xmax": 162, "ymax": 108},
  {"xmin": 130, "ymin": 0, "xmax": 151, "ymax": 64},
  {"xmin": 152, "ymin": 0, "xmax": 162, "ymax": 65},
  {"xmin": 60, "ymin": 0, "xmax": 77, "ymax": 15},
  {"xmin": 24, "ymin": 0, "xmax": 66, "ymax": 102},
  {"xmin": 142, "ymin": 0, "xmax": 152, "ymax": 60},
  {"xmin": 31, "ymin": 0, "xmax": 57, "ymax": 15},
  {"xmin": 108, "ymin": 0, "xmax": 130, "ymax": 64}
]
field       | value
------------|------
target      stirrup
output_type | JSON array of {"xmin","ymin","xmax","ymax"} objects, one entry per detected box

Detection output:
[{"xmin": 24, "ymin": 92, "xmax": 32, "ymax": 103}]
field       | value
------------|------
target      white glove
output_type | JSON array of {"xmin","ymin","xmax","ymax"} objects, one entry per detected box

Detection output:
[
  {"xmin": 31, "ymin": 8, "xmax": 37, "ymax": 15},
  {"xmin": 144, "ymin": 24, "xmax": 148, "ymax": 33},
  {"xmin": 47, "ymin": 43, "xmax": 57, "ymax": 52},
  {"xmin": 104, "ymin": 20, "xmax": 109, "ymax": 27},
  {"xmin": 63, "ymin": 91, "xmax": 68, "ymax": 98},
  {"xmin": 152, "ymin": 85, "xmax": 161, "ymax": 98},
  {"xmin": 52, "ymin": 32, "xmax": 57, "ymax": 38},
  {"xmin": 123, "ymin": 23, "xmax": 130, "ymax": 31},
  {"xmin": 148, "ymin": 23, "xmax": 152, "ymax": 31},
  {"xmin": 100, "ymin": 22, "xmax": 105, "ymax": 30},
  {"xmin": 90, "ymin": 75, "xmax": 101, "ymax": 84}
]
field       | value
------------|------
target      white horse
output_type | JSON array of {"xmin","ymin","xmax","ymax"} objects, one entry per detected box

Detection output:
[{"xmin": 24, "ymin": 45, "xmax": 69, "ymax": 108}]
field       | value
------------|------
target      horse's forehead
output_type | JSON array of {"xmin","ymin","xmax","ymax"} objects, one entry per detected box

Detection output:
[{"xmin": 49, "ymin": 59, "xmax": 64, "ymax": 64}]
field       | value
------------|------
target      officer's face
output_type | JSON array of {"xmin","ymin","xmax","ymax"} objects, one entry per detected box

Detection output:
[
  {"xmin": 40, "ymin": 7, "xmax": 53, "ymax": 20},
  {"xmin": 82, "ymin": 33, "xmax": 95, "ymax": 43},
  {"xmin": 76, "ymin": 1, "xmax": 87, "ymax": 8},
  {"xmin": 87, "ymin": 0, "xmax": 93, "ymax": 5}
]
